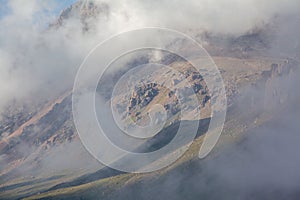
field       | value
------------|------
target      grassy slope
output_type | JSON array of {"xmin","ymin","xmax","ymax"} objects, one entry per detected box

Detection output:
[{"xmin": 24, "ymin": 107, "xmax": 266, "ymax": 200}]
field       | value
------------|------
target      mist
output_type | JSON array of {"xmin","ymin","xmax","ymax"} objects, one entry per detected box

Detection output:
[
  {"xmin": 109, "ymin": 60, "xmax": 300, "ymax": 200},
  {"xmin": 1, "ymin": 0, "xmax": 300, "ymax": 114},
  {"xmin": 0, "ymin": 0, "xmax": 300, "ymax": 199}
]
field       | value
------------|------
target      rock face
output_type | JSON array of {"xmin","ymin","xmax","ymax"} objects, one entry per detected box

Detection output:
[
  {"xmin": 51, "ymin": 1, "xmax": 109, "ymax": 31},
  {"xmin": 0, "ymin": 93, "xmax": 75, "ymax": 162},
  {"xmin": 0, "ymin": 108, "xmax": 35, "ymax": 138},
  {"xmin": 263, "ymin": 59, "xmax": 297, "ymax": 111},
  {"xmin": 114, "ymin": 63, "xmax": 211, "ymax": 127},
  {"xmin": 127, "ymin": 83, "xmax": 159, "ymax": 113}
]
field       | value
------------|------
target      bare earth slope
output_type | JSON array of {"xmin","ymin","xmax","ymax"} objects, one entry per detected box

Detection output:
[{"xmin": 0, "ymin": 53, "xmax": 296, "ymax": 199}]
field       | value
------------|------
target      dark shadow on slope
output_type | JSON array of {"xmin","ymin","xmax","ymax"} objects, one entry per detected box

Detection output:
[
  {"xmin": 0, "ymin": 175, "xmax": 64, "ymax": 193},
  {"xmin": 45, "ymin": 117, "xmax": 210, "ymax": 193}
]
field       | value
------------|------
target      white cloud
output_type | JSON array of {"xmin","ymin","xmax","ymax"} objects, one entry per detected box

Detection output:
[{"xmin": 0, "ymin": 0, "xmax": 299, "ymax": 113}]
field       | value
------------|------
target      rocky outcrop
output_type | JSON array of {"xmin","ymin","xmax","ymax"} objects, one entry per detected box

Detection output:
[
  {"xmin": 51, "ymin": 1, "xmax": 109, "ymax": 31},
  {"xmin": 263, "ymin": 59, "xmax": 297, "ymax": 111},
  {"xmin": 127, "ymin": 83, "xmax": 159, "ymax": 114},
  {"xmin": 124, "ymin": 67, "xmax": 210, "ymax": 123}
]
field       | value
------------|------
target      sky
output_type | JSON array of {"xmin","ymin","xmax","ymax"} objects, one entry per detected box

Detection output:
[
  {"xmin": 51, "ymin": 0, "xmax": 78, "ymax": 15},
  {"xmin": 0, "ymin": 0, "xmax": 78, "ymax": 20},
  {"xmin": 0, "ymin": 0, "xmax": 10, "ymax": 18}
]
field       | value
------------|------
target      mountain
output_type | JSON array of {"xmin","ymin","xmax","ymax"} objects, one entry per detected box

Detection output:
[{"xmin": 0, "ymin": 1, "xmax": 299, "ymax": 200}]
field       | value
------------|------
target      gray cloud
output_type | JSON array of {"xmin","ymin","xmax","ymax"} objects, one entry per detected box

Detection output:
[{"xmin": 1, "ymin": 0, "xmax": 300, "ymax": 114}]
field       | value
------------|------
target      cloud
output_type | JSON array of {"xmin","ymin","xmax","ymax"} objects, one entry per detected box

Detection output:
[
  {"xmin": 0, "ymin": 1, "xmax": 300, "ymax": 198},
  {"xmin": 91, "ymin": 0, "xmax": 300, "ymax": 34},
  {"xmin": 0, "ymin": 0, "xmax": 299, "ymax": 114},
  {"xmin": 0, "ymin": 1, "xmax": 84, "ymax": 112},
  {"xmin": 109, "ymin": 64, "xmax": 300, "ymax": 200}
]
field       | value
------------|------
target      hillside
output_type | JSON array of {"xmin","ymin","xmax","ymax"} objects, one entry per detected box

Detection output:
[
  {"xmin": 0, "ymin": 1, "xmax": 300, "ymax": 200},
  {"xmin": 0, "ymin": 53, "xmax": 296, "ymax": 199}
]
